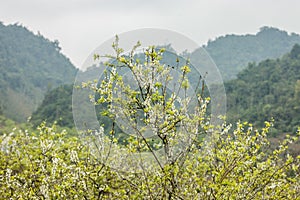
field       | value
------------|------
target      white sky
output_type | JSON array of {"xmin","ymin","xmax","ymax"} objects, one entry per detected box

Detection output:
[{"xmin": 1, "ymin": 0, "xmax": 300, "ymax": 68}]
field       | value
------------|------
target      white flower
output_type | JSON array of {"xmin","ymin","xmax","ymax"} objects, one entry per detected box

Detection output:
[
  {"xmin": 6, "ymin": 168, "xmax": 12, "ymax": 183},
  {"xmin": 70, "ymin": 150, "xmax": 79, "ymax": 163}
]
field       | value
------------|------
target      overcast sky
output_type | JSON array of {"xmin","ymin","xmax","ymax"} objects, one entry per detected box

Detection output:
[{"xmin": 1, "ymin": 0, "xmax": 300, "ymax": 68}]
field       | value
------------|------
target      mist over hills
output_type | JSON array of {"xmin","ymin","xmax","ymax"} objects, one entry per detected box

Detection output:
[
  {"xmin": 0, "ymin": 22, "xmax": 78, "ymax": 122},
  {"xmin": 204, "ymin": 26, "xmax": 300, "ymax": 80}
]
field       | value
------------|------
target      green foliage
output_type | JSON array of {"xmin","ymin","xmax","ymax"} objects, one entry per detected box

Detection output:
[
  {"xmin": 0, "ymin": 122, "xmax": 299, "ymax": 199},
  {"xmin": 226, "ymin": 44, "xmax": 300, "ymax": 135},
  {"xmin": 0, "ymin": 23, "xmax": 77, "ymax": 122},
  {"xmin": 82, "ymin": 37, "xmax": 208, "ymax": 168},
  {"xmin": 0, "ymin": 115, "xmax": 17, "ymax": 135},
  {"xmin": 204, "ymin": 26, "xmax": 300, "ymax": 80},
  {"xmin": 0, "ymin": 123, "xmax": 122, "ymax": 199},
  {"xmin": 0, "ymin": 114, "xmax": 33, "ymax": 136},
  {"xmin": 290, "ymin": 44, "xmax": 300, "ymax": 59},
  {"xmin": 30, "ymin": 84, "xmax": 75, "ymax": 128}
]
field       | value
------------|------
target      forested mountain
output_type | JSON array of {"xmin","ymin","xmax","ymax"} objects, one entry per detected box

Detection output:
[
  {"xmin": 204, "ymin": 26, "xmax": 300, "ymax": 80},
  {"xmin": 0, "ymin": 22, "xmax": 78, "ymax": 121},
  {"xmin": 226, "ymin": 44, "xmax": 300, "ymax": 134}
]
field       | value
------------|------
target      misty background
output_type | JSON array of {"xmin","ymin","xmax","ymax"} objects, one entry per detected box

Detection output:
[{"xmin": 1, "ymin": 0, "xmax": 300, "ymax": 68}]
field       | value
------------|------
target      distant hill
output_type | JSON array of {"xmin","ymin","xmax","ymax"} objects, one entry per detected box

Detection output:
[
  {"xmin": 0, "ymin": 22, "xmax": 78, "ymax": 121},
  {"xmin": 226, "ymin": 44, "xmax": 300, "ymax": 134},
  {"xmin": 204, "ymin": 26, "xmax": 300, "ymax": 80}
]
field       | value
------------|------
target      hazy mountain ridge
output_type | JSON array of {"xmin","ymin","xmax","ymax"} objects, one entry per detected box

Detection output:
[
  {"xmin": 204, "ymin": 26, "xmax": 300, "ymax": 80},
  {"xmin": 0, "ymin": 22, "xmax": 78, "ymax": 121}
]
